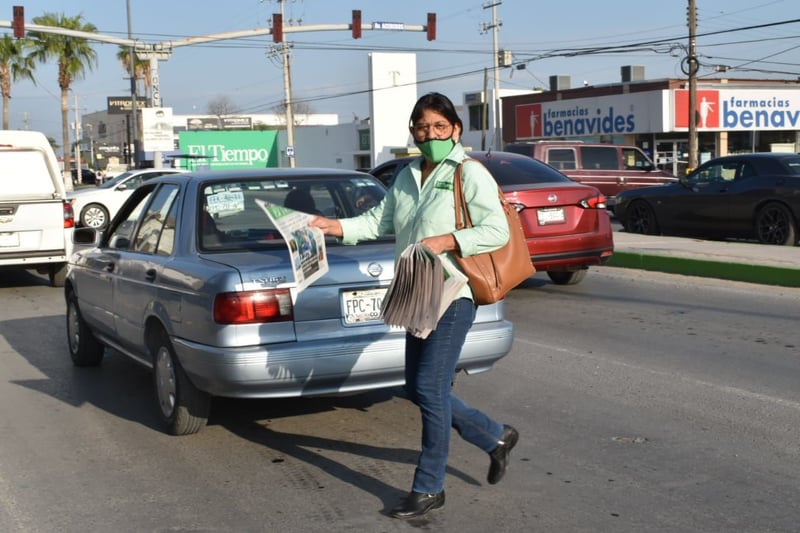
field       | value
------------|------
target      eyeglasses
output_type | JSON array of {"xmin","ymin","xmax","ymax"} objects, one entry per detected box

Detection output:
[{"xmin": 411, "ymin": 122, "xmax": 453, "ymax": 136}]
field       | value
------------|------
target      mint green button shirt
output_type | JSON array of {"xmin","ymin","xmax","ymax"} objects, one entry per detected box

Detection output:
[{"xmin": 340, "ymin": 143, "xmax": 510, "ymax": 301}]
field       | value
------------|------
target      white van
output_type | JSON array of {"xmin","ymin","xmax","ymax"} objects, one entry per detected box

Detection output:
[{"xmin": 0, "ymin": 131, "xmax": 75, "ymax": 286}]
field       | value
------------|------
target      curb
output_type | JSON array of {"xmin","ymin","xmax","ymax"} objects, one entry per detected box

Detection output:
[{"xmin": 606, "ymin": 251, "xmax": 800, "ymax": 288}]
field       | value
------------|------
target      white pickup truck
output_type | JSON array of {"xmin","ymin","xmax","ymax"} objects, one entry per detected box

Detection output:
[{"xmin": 0, "ymin": 130, "xmax": 75, "ymax": 286}]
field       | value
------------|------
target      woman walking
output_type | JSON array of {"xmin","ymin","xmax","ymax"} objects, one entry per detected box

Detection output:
[{"xmin": 310, "ymin": 92, "xmax": 519, "ymax": 519}]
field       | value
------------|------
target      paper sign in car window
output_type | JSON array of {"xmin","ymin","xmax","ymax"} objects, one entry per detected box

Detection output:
[{"xmin": 207, "ymin": 190, "xmax": 245, "ymax": 215}]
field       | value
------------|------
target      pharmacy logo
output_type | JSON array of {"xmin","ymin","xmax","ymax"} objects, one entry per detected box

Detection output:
[
  {"xmin": 515, "ymin": 103, "xmax": 542, "ymax": 138},
  {"xmin": 674, "ymin": 89, "xmax": 720, "ymax": 129}
]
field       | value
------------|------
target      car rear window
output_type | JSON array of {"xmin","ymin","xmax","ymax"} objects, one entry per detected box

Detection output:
[
  {"xmin": 781, "ymin": 156, "xmax": 800, "ymax": 175},
  {"xmin": 0, "ymin": 150, "xmax": 58, "ymax": 198},
  {"xmin": 478, "ymin": 155, "xmax": 573, "ymax": 186},
  {"xmin": 200, "ymin": 176, "xmax": 388, "ymax": 251}
]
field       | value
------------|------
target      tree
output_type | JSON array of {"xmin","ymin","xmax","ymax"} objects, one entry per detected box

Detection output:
[
  {"xmin": 270, "ymin": 100, "xmax": 314, "ymax": 126},
  {"xmin": 27, "ymin": 12, "xmax": 98, "ymax": 172},
  {"xmin": 206, "ymin": 95, "xmax": 240, "ymax": 129},
  {"xmin": 207, "ymin": 95, "xmax": 239, "ymax": 117},
  {"xmin": 116, "ymin": 46, "xmax": 151, "ymax": 101},
  {"xmin": 0, "ymin": 34, "xmax": 36, "ymax": 130}
]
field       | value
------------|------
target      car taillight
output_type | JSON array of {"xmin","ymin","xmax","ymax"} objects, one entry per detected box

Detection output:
[
  {"xmin": 578, "ymin": 195, "xmax": 607, "ymax": 209},
  {"xmin": 63, "ymin": 201, "xmax": 75, "ymax": 228},
  {"xmin": 213, "ymin": 289, "xmax": 294, "ymax": 324}
]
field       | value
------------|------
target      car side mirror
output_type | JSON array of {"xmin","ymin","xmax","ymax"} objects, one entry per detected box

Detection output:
[{"xmin": 73, "ymin": 227, "xmax": 99, "ymax": 245}]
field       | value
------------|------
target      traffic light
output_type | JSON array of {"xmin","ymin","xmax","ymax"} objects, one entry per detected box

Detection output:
[
  {"xmin": 272, "ymin": 13, "xmax": 283, "ymax": 43},
  {"xmin": 12, "ymin": 6, "xmax": 24, "ymax": 39},
  {"xmin": 426, "ymin": 13, "xmax": 436, "ymax": 41},
  {"xmin": 352, "ymin": 10, "xmax": 362, "ymax": 39}
]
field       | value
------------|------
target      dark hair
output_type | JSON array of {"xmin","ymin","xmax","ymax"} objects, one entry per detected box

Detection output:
[{"xmin": 409, "ymin": 92, "xmax": 463, "ymax": 130}]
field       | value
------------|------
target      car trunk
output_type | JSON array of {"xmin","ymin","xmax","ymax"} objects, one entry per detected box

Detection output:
[
  {"xmin": 505, "ymin": 182, "xmax": 604, "ymax": 238},
  {"xmin": 208, "ymin": 240, "xmax": 396, "ymax": 343}
]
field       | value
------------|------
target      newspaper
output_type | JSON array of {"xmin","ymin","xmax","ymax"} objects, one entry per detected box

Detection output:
[
  {"xmin": 254, "ymin": 199, "xmax": 329, "ymax": 295},
  {"xmin": 381, "ymin": 243, "xmax": 468, "ymax": 339}
]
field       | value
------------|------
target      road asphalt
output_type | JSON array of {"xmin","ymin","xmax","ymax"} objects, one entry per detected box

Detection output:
[{"xmin": 606, "ymin": 230, "xmax": 800, "ymax": 288}]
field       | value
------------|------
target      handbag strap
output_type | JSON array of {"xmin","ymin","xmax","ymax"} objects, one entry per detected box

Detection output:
[{"xmin": 453, "ymin": 163, "xmax": 474, "ymax": 230}]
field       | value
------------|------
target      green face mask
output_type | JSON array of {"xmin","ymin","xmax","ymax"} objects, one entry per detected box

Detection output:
[{"xmin": 416, "ymin": 138, "xmax": 455, "ymax": 164}]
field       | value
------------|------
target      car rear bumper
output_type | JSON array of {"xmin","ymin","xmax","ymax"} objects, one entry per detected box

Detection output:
[
  {"xmin": 0, "ymin": 250, "xmax": 68, "ymax": 265},
  {"xmin": 172, "ymin": 319, "xmax": 514, "ymax": 398},
  {"xmin": 532, "ymin": 245, "xmax": 614, "ymax": 269}
]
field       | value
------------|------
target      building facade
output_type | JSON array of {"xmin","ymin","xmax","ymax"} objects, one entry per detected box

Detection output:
[{"xmin": 501, "ymin": 71, "xmax": 800, "ymax": 175}]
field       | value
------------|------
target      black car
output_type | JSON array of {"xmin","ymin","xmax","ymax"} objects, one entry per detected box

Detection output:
[
  {"xmin": 71, "ymin": 168, "xmax": 97, "ymax": 185},
  {"xmin": 615, "ymin": 153, "xmax": 800, "ymax": 246}
]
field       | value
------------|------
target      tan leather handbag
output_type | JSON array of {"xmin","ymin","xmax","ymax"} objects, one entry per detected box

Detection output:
[{"xmin": 453, "ymin": 161, "xmax": 535, "ymax": 304}]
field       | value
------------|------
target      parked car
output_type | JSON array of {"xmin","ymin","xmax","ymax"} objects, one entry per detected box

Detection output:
[
  {"xmin": 614, "ymin": 152, "xmax": 800, "ymax": 246},
  {"xmin": 0, "ymin": 130, "xmax": 74, "ymax": 286},
  {"xmin": 369, "ymin": 151, "xmax": 614, "ymax": 285},
  {"xmin": 71, "ymin": 168, "xmax": 97, "ymax": 185},
  {"xmin": 69, "ymin": 168, "xmax": 187, "ymax": 229},
  {"xmin": 65, "ymin": 169, "xmax": 514, "ymax": 435},
  {"xmin": 504, "ymin": 141, "xmax": 677, "ymax": 207}
]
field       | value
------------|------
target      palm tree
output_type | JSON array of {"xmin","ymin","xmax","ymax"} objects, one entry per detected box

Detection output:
[
  {"xmin": 116, "ymin": 46, "xmax": 151, "ymax": 101},
  {"xmin": 27, "ymin": 12, "xmax": 97, "ymax": 170},
  {"xmin": 0, "ymin": 34, "xmax": 36, "ymax": 130}
]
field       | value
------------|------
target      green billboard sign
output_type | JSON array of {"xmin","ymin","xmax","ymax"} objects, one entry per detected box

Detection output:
[{"xmin": 177, "ymin": 130, "xmax": 279, "ymax": 170}]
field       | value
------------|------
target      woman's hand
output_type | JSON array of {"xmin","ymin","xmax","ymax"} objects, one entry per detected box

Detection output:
[
  {"xmin": 421, "ymin": 233, "xmax": 458, "ymax": 255},
  {"xmin": 309, "ymin": 215, "xmax": 343, "ymax": 237}
]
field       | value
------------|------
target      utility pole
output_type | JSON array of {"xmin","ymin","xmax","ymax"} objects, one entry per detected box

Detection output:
[
  {"xmin": 127, "ymin": 0, "xmax": 139, "ymax": 168},
  {"xmin": 273, "ymin": 0, "xmax": 296, "ymax": 168},
  {"xmin": 687, "ymin": 0, "xmax": 698, "ymax": 170},
  {"xmin": 280, "ymin": 0, "xmax": 296, "ymax": 168},
  {"xmin": 73, "ymin": 91, "xmax": 82, "ymax": 183},
  {"xmin": 482, "ymin": 67, "xmax": 489, "ymax": 150},
  {"xmin": 482, "ymin": 1, "xmax": 502, "ymax": 151}
]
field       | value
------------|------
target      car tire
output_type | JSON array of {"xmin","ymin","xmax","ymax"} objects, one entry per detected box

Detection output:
[
  {"xmin": 151, "ymin": 329, "xmax": 210, "ymax": 436},
  {"xmin": 49, "ymin": 263, "xmax": 69, "ymax": 287},
  {"xmin": 66, "ymin": 290, "xmax": 104, "ymax": 366},
  {"xmin": 547, "ymin": 269, "xmax": 588, "ymax": 285},
  {"xmin": 625, "ymin": 200, "xmax": 659, "ymax": 235},
  {"xmin": 81, "ymin": 203, "xmax": 110, "ymax": 229},
  {"xmin": 755, "ymin": 202, "xmax": 797, "ymax": 246}
]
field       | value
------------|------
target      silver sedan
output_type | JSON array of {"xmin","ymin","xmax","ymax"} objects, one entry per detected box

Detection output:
[{"xmin": 65, "ymin": 169, "xmax": 514, "ymax": 435}]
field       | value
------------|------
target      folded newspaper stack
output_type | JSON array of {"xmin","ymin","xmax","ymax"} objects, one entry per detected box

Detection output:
[{"xmin": 381, "ymin": 243, "xmax": 468, "ymax": 339}]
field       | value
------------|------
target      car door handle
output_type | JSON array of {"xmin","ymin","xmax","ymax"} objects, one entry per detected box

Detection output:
[
  {"xmin": 145, "ymin": 268, "xmax": 157, "ymax": 282},
  {"xmin": 102, "ymin": 261, "xmax": 115, "ymax": 272}
]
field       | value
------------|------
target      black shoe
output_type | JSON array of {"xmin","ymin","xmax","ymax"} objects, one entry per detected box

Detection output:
[
  {"xmin": 487, "ymin": 424, "xmax": 519, "ymax": 485},
  {"xmin": 390, "ymin": 491, "xmax": 445, "ymax": 519}
]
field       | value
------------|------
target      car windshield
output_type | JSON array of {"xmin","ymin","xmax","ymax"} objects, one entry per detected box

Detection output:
[
  {"xmin": 476, "ymin": 155, "xmax": 574, "ymax": 186},
  {"xmin": 98, "ymin": 171, "xmax": 136, "ymax": 189},
  {"xmin": 199, "ymin": 175, "xmax": 388, "ymax": 252}
]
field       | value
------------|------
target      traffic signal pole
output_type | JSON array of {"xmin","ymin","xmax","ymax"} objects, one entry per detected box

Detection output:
[{"xmin": 1, "ymin": 11, "xmax": 437, "ymax": 168}]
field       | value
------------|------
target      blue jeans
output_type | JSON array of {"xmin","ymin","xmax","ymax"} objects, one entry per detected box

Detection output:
[{"xmin": 404, "ymin": 297, "xmax": 504, "ymax": 494}]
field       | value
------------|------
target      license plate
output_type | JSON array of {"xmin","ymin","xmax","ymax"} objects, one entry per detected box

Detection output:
[
  {"xmin": 342, "ymin": 287, "xmax": 387, "ymax": 325},
  {"xmin": 0, "ymin": 232, "xmax": 19, "ymax": 247},
  {"xmin": 537, "ymin": 207, "xmax": 566, "ymax": 225}
]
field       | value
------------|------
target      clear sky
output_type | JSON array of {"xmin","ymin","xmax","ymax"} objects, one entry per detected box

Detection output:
[{"xmin": 5, "ymin": 0, "xmax": 799, "ymax": 142}]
